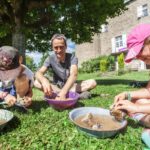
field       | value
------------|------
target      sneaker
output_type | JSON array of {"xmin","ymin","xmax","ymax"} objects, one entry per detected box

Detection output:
[{"xmin": 79, "ymin": 91, "xmax": 91, "ymax": 100}]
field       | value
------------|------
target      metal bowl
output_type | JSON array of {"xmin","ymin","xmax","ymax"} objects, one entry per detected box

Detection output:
[
  {"xmin": 0, "ymin": 109, "xmax": 14, "ymax": 131},
  {"xmin": 44, "ymin": 91, "xmax": 80, "ymax": 110},
  {"xmin": 69, "ymin": 107, "xmax": 127, "ymax": 138}
]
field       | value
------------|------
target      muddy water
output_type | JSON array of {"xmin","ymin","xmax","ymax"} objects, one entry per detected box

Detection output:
[
  {"xmin": 0, "ymin": 119, "xmax": 7, "ymax": 125},
  {"xmin": 75, "ymin": 114, "xmax": 122, "ymax": 131}
]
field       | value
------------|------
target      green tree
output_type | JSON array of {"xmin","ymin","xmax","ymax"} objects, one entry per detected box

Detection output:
[
  {"xmin": 0, "ymin": 0, "xmax": 126, "ymax": 61},
  {"xmin": 37, "ymin": 52, "xmax": 49, "ymax": 68},
  {"xmin": 26, "ymin": 55, "xmax": 37, "ymax": 72},
  {"xmin": 118, "ymin": 53, "xmax": 124, "ymax": 69}
]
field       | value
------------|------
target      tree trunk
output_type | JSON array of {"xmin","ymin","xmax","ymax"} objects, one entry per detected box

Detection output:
[
  {"xmin": 12, "ymin": 1, "xmax": 26, "ymax": 64},
  {"xmin": 12, "ymin": 32, "xmax": 26, "ymax": 64}
]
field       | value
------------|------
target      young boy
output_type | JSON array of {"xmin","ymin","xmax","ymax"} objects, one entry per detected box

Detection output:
[{"xmin": 0, "ymin": 46, "xmax": 34, "ymax": 107}]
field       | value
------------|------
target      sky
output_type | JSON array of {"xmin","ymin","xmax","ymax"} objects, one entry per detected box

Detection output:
[{"xmin": 26, "ymin": 51, "xmax": 42, "ymax": 65}]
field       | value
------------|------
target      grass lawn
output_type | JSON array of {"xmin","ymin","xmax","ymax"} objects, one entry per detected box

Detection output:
[{"xmin": 0, "ymin": 71, "xmax": 150, "ymax": 150}]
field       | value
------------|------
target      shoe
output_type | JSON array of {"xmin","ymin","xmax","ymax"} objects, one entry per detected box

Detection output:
[{"xmin": 79, "ymin": 91, "xmax": 91, "ymax": 100}]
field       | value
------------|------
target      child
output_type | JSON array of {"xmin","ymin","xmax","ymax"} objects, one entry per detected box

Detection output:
[
  {"xmin": 113, "ymin": 24, "xmax": 150, "ymax": 148},
  {"xmin": 0, "ymin": 46, "xmax": 34, "ymax": 107}
]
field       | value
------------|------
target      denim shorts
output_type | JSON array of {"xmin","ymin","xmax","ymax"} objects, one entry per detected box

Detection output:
[{"xmin": 0, "ymin": 85, "xmax": 16, "ymax": 98}]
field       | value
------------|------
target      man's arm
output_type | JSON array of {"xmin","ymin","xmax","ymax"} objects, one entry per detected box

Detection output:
[
  {"xmin": 35, "ymin": 66, "xmax": 53, "ymax": 96},
  {"xmin": 57, "ymin": 64, "xmax": 78, "ymax": 100}
]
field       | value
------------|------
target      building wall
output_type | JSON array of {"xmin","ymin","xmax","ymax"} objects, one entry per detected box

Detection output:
[
  {"xmin": 76, "ymin": 34, "xmax": 101, "ymax": 66},
  {"xmin": 76, "ymin": 0, "xmax": 150, "ymax": 67}
]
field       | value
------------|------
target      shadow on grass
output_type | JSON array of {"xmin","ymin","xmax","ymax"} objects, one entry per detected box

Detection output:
[
  {"xmin": 96, "ymin": 79, "xmax": 148, "ymax": 86},
  {"xmin": 91, "ymin": 93, "xmax": 101, "ymax": 98},
  {"xmin": 74, "ymin": 101, "xmax": 85, "ymax": 108},
  {"xmin": 30, "ymin": 99, "xmax": 49, "ymax": 113},
  {"xmin": 0, "ymin": 116, "xmax": 21, "ymax": 135},
  {"xmin": 127, "ymin": 118, "xmax": 140, "ymax": 128},
  {"xmin": 30, "ymin": 99, "xmax": 85, "ymax": 112},
  {"xmin": 78, "ymin": 79, "xmax": 148, "ymax": 87},
  {"xmin": 50, "ymin": 101, "xmax": 85, "ymax": 112}
]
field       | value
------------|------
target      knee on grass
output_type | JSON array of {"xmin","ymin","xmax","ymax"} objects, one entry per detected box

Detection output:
[
  {"xmin": 140, "ymin": 115, "xmax": 150, "ymax": 128},
  {"xmin": 83, "ymin": 79, "xmax": 97, "ymax": 91}
]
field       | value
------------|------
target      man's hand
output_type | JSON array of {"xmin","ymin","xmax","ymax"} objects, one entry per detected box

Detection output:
[
  {"xmin": 55, "ymin": 92, "xmax": 66, "ymax": 100},
  {"xmin": 4, "ymin": 94, "xmax": 16, "ymax": 107},
  {"xmin": 41, "ymin": 80, "xmax": 53, "ymax": 96}
]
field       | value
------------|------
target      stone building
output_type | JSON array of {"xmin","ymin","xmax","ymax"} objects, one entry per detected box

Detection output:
[{"xmin": 76, "ymin": 0, "xmax": 150, "ymax": 70}]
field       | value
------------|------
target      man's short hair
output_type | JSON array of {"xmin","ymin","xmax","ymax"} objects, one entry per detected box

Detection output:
[{"xmin": 51, "ymin": 34, "xmax": 67, "ymax": 46}]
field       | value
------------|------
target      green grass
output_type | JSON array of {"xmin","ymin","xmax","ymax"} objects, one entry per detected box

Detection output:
[{"xmin": 0, "ymin": 71, "xmax": 150, "ymax": 150}]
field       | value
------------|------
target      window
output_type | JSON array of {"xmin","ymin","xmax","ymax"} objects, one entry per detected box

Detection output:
[
  {"xmin": 137, "ymin": 4, "xmax": 148, "ymax": 18},
  {"xmin": 101, "ymin": 24, "xmax": 108, "ymax": 33},
  {"xmin": 111, "ymin": 34, "xmax": 127, "ymax": 53},
  {"xmin": 115, "ymin": 36, "xmax": 123, "ymax": 48},
  {"xmin": 143, "ymin": 4, "xmax": 148, "ymax": 16}
]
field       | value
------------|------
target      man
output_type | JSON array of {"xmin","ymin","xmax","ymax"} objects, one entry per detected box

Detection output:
[{"xmin": 35, "ymin": 34, "xmax": 96, "ymax": 100}]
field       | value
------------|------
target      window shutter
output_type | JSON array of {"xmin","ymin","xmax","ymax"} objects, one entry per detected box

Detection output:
[
  {"xmin": 111, "ymin": 38, "xmax": 116, "ymax": 53},
  {"xmin": 122, "ymin": 34, "xmax": 127, "ymax": 48},
  {"xmin": 137, "ymin": 6, "xmax": 143, "ymax": 18},
  {"xmin": 101, "ymin": 24, "xmax": 108, "ymax": 33}
]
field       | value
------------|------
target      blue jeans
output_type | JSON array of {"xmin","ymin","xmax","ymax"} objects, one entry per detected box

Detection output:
[{"xmin": 0, "ymin": 85, "xmax": 16, "ymax": 98}]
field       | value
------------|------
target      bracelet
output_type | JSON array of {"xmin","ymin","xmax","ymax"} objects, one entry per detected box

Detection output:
[{"xmin": 125, "ymin": 92, "xmax": 132, "ymax": 101}]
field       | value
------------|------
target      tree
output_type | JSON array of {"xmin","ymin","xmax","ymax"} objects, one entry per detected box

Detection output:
[
  {"xmin": 26, "ymin": 55, "xmax": 37, "ymax": 72},
  {"xmin": 0, "ymin": 0, "xmax": 126, "ymax": 61},
  {"xmin": 37, "ymin": 52, "xmax": 49, "ymax": 68}
]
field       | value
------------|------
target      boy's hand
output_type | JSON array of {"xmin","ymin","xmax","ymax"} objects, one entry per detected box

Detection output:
[
  {"xmin": 4, "ymin": 94, "xmax": 16, "ymax": 107},
  {"xmin": 0, "ymin": 91, "xmax": 8, "ymax": 99},
  {"xmin": 23, "ymin": 96, "xmax": 32, "ymax": 107}
]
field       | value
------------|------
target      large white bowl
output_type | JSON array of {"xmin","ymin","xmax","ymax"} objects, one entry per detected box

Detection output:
[
  {"xmin": 0, "ymin": 109, "xmax": 14, "ymax": 131},
  {"xmin": 69, "ymin": 107, "xmax": 127, "ymax": 138}
]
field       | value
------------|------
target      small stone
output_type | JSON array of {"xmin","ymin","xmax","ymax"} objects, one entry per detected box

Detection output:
[{"xmin": 92, "ymin": 123, "xmax": 101, "ymax": 129}]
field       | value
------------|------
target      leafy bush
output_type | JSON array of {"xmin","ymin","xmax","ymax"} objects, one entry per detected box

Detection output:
[
  {"xmin": 100, "ymin": 58, "xmax": 108, "ymax": 72},
  {"xmin": 80, "ymin": 55, "xmax": 115, "ymax": 73},
  {"xmin": 26, "ymin": 55, "xmax": 37, "ymax": 72},
  {"xmin": 117, "ymin": 53, "xmax": 125, "ymax": 75},
  {"xmin": 118, "ymin": 53, "xmax": 124, "ymax": 69},
  {"xmin": 80, "ymin": 57, "xmax": 101, "ymax": 73},
  {"xmin": 107, "ymin": 55, "xmax": 115, "ymax": 71}
]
